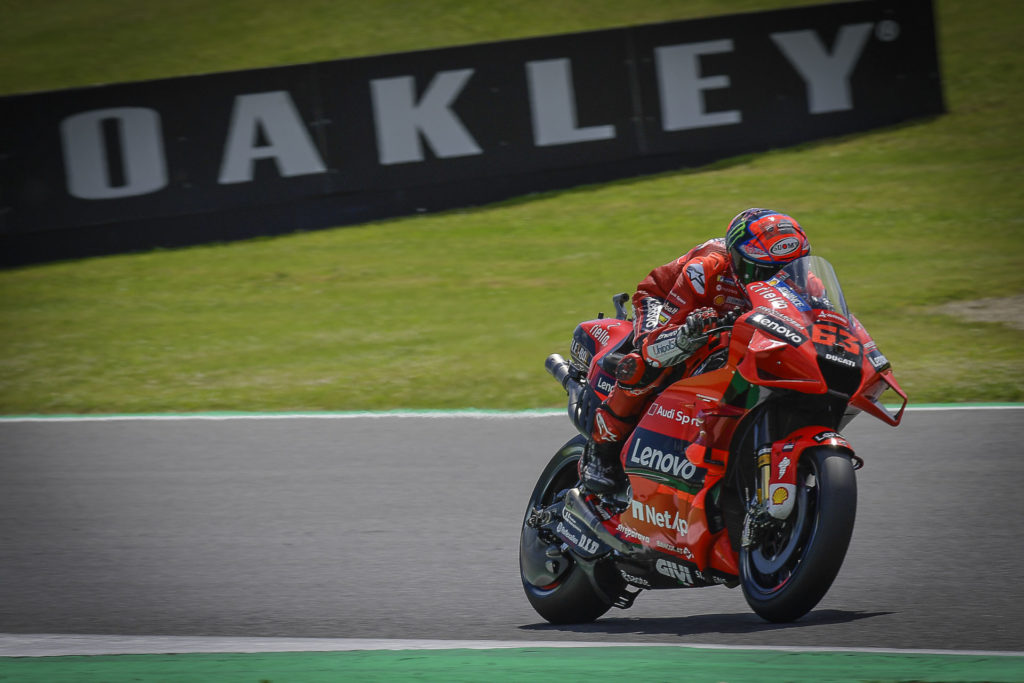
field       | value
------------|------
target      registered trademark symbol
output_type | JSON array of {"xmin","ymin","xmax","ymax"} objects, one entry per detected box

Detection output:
[{"xmin": 875, "ymin": 20, "xmax": 900, "ymax": 42}]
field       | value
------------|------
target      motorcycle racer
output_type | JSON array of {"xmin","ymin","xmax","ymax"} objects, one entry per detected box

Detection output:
[{"xmin": 580, "ymin": 208, "xmax": 812, "ymax": 500}]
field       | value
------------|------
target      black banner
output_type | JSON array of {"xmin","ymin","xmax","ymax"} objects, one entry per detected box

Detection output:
[{"xmin": 0, "ymin": 0, "xmax": 943, "ymax": 266}]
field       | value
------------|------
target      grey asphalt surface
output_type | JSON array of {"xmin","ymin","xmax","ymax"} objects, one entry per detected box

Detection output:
[{"xmin": 1, "ymin": 408, "xmax": 1022, "ymax": 652}]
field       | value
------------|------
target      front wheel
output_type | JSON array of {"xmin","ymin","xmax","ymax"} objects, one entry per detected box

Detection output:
[
  {"xmin": 519, "ymin": 436, "xmax": 621, "ymax": 624},
  {"xmin": 740, "ymin": 447, "xmax": 857, "ymax": 622}
]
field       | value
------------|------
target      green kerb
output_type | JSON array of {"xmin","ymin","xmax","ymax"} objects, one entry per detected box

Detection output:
[{"xmin": 1, "ymin": 646, "xmax": 1022, "ymax": 683}]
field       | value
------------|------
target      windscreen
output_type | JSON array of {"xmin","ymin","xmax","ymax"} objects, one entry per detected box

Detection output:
[{"xmin": 763, "ymin": 255, "xmax": 850, "ymax": 319}]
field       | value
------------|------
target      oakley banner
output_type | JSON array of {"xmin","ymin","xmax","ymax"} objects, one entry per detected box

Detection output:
[{"xmin": 0, "ymin": 0, "xmax": 942, "ymax": 266}]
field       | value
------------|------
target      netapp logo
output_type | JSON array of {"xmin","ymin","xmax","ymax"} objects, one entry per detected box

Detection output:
[{"xmin": 58, "ymin": 23, "xmax": 878, "ymax": 200}]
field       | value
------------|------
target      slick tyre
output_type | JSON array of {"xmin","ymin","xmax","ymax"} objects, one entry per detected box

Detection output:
[
  {"xmin": 740, "ymin": 447, "xmax": 857, "ymax": 623},
  {"xmin": 519, "ymin": 436, "xmax": 619, "ymax": 624}
]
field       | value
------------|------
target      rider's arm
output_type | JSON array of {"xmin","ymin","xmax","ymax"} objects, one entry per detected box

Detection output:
[
  {"xmin": 637, "ymin": 254, "xmax": 723, "ymax": 368},
  {"xmin": 632, "ymin": 257, "xmax": 686, "ymax": 343}
]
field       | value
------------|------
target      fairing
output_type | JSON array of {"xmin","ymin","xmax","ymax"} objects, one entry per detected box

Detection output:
[{"xmin": 544, "ymin": 257, "xmax": 905, "ymax": 592}]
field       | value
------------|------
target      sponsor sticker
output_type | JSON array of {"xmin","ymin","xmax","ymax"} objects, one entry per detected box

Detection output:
[
  {"xmin": 755, "ymin": 305, "xmax": 803, "ymax": 328},
  {"xmin": 751, "ymin": 281, "xmax": 808, "ymax": 312},
  {"xmin": 655, "ymin": 558, "xmax": 695, "ymax": 586},
  {"xmin": 629, "ymin": 499, "xmax": 690, "ymax": 535},
  {"xmin": 813, "ymin": 430, "xmax": 851, "ymax": 449},
  {"xmin": 825, "ymin": 352, "xmax": 858, "ymax": 368},
  {"xmin": 621, "ymin": 570, "xmax": 651, "ymax": 588},
  {"xmin": 617, "ymin": 524, "xmax": 651, "ymax": 544},
  {"xmin": 815, "ymin": 310, "xmax": 849, "ymax": 326},
  {"xmin": 750, "ymin": 313, "xmax": 808, "ymax": 346},
  {"xmin": 767, "ymin": 484, "xmax": 796, "ymax": 519},
  {"xmin": 625, "ymin": 431, "xmax": 706, "ymax": 490},
  {"xmin": 645, "ymin": 403, "xmax": 703, "ymax": 426},
  {"xmin": 686, "ymin": 263, "xmax": 706, "ymax": 295},
  {"xmin": 742, "ymin": 243, "xmax": 769, "ymax": 258},
  {"xmin": 641, "ymin": 300, "xmax": 663, "ymax": 332},
  {"xmin": 774, "ymin": 282, "xmax": 811, "ymax": 311},
  {"xmin": 656, "ymin": 539, "xmax": 687, "ymax": 556},
  {"xmin": 646, "ymin": 338, "xmax": 681, "ymax": 367},
  {"xmin": 770, "ymin": 236, "xmax": 801, "ymax": 256},
  {"xmin": 569, "ymin": 339, "xmax": 593, "ymax": 368},
  {"xmin": 868, "ymin": 349, "xmax": 890, "ymax": 370},
  {"xmin": 778, "ymin": 456, "xmax": 791, "ymax": 478},
  {"xmin": 556, "ymin": 521, "xmax": 601, "ymax": 555}
]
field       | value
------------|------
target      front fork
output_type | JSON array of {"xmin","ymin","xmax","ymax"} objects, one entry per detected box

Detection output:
[{"xmin": 742, "ymin": 424, "xmax": 858, "ymax": 547}]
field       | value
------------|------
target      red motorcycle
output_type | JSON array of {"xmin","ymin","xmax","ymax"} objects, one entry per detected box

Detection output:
[{"xmin": 520, "ymin": 255, "xmax": 906, "ymax": 623}]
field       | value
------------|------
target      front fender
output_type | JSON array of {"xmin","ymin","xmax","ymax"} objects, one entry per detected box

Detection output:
[{"xmin": 766, "ymin": 426, "xmax": 855, "ymax": 520}]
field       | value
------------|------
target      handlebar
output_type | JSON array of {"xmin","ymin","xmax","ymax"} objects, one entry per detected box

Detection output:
[
  {"xmin": 612, "ymin": 292, "xmax": 630, "ymax": 321},
  {"xmin": 703, "ymin": 323, "xmax": 735, "ymax": 337},
  {"xmin": 696, "ymin": 308, "xmax": 742, "ymax": 339}
]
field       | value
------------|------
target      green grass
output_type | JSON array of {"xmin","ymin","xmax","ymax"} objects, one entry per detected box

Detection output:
[
  {"xmin": 1, "ymin": 0, "xmax": 1022, "ymax": 414},
  {"xmin": 0, "ymin": 0, "xmax": 829, "ymax": 95}
]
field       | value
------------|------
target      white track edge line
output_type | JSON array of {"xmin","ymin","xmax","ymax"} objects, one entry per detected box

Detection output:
[{"xmin": 0, "ymin": 635, "xmax": 1022, "ymax": 658}]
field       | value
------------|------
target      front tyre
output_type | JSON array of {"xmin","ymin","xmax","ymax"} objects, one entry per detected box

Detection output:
[
  {"xmin": 519, "ymin": 436, "xmax": 620, "ymax": 624},
  {"xmin": 740, "ymin": 447, "xmax": 857, "ymax": 622}
]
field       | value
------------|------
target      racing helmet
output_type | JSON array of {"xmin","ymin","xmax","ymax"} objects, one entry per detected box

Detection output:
[{"xmin": 725, "ymin": 208, "xmax": 810, "ymax": 285}]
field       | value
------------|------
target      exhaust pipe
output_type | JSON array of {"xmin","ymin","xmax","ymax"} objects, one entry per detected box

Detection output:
[
  {"xmin": 545, "ymin": 353, "xmax": 573, "ymax": 389},
  {"xmin": 562, "ymin": 487, "xmax": 634, "ymax": 555}
]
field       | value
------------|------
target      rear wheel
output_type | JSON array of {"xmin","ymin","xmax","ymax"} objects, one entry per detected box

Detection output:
[
  {"xmin": 519, "ymin": 436, "xmax": 620, "ymax": 624},
  {"xmin": 740, "ymin": 447, "xmax": 857, "ymax": 622}
]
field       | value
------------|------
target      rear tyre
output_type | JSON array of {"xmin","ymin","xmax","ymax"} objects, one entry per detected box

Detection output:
[
  {"xmin": 519, "ymin": 436, "xmax": 620, "ymax": 624},
  {"xmin": 740, "ymin": 447, "xmax": 857, "ymax": 622}
]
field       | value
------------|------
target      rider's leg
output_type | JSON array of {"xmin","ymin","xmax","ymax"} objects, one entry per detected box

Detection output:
[{"xmin": 581, "ymin": 352, "xmax": 666, "ymax": 495}]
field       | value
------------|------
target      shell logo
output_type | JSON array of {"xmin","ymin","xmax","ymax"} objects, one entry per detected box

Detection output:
[{"xmin": 772, "ymin": 487, "xmax": 790, "ymax": 505}]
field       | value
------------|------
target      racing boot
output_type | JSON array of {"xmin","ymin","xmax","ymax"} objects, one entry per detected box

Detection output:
[
  {"xmin": 580, "ymin": 439, "xmax": 628, "ymax": 495},
  {"xmin": 579, "ymin": 405, "xmax": 633, "ymax": 505}
]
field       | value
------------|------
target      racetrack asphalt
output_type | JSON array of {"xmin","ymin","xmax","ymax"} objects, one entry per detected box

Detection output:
[{"xmin": 1, "ymin": 408, "xmax": 1022, "ymax": 653}]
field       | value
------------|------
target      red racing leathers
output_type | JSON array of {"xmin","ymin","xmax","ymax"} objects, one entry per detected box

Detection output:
[{"xmin": 592, "ymin": 237, "xmax": 749, "ymax": 446}]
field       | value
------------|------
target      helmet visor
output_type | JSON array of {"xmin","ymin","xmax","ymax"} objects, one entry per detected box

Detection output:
[{"xmin": 733, "ymin": 253, "xmax": 781, "ymax": 285}]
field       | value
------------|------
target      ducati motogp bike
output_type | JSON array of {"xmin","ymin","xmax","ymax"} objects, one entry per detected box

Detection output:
[{"xmin": 520, "ymin": 255, "xmax": 906, "ymax": 623}]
